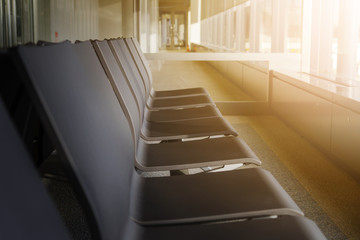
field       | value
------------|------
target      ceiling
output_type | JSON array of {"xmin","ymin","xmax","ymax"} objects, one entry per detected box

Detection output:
[
  {"xmin": 98, "ymin": 0, "xmax": 190, "ymax": 12},
  {"xmin": 159, "ymin": 0, "xmax": 190, "ymax": 12},
  {"xmin": 98, "ymin": 0, "xmax": 121, "ymax": 8}
]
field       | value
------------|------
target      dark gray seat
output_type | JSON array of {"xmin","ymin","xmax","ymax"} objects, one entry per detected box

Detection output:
[
  {"xmin": 97, "ymin": 39, "xmax": 237, "ymax": 142},
  {"xmin": 0, "ymin": 95, "xmax": 326, "ymax": 240},
  {"xmin": 14, "ymin": 41, "xmax": 305, "ymax": 225},
  {"xmin": 144, "ymin": 105, "xmax": 223, "ymax": 122},
  {"xmin": 130, "ymin": 168, "xmax": 302, "ymax": 225},
  {"xmin": 115, "ymin": 37, "xmax": 235, "ymax": 126},
  {"xmin": 146, "ymin": 93, "xmax": 214, "ymax": 109},
  {"xmin": 135, "ymin": 136, "xmax": 259, "ymax": 171},
  {"xmin": 127, "ymin": 37, "xmax": 209, "ymax": 99},
  {"xmin": 112, "ymin": 38, "xmax": 215, "ymax": 111},
  {"xmin": 126, "ymin": 215, "xmax": 327, "ymax": 240},
  {"xmin": 0, "ymin": 99, "xmax": 71, "ymax": 240},
  {"xmin": 83, "ymin": 40, "xmax": 260, "ymax": 170},
  {"xmin": 0, "ymin": 51, "xmax": 54, "ymax": 166},
  {"xmin": 123, "ymin": 37, "xmax": 224, "ymax": 122},
  {"xmin": 126, "ymin": 47, "xmax": 214, "ymax": 109}
]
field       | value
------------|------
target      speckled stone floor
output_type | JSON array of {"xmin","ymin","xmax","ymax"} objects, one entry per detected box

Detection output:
[
  {"xmin": 41, "ymin": 60, "xmax": 360, "ymax": 240},
  {"xmin": 151, "ymin": 60, "xmax": 360, "ymax": 239}
]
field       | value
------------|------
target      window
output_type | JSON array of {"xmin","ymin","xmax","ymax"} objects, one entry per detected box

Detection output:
[
  {"xmin": 198, "ymin": 0, "xmax": 301, "ymax": 54},
  {"xmin": 303, "ymin": 0, "xmax": 360, "ymax": 82}
]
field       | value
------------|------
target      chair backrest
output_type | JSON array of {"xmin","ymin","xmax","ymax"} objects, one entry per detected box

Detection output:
[
  {"xmin": 0, "ymin": 98, "xmax": 71, "ymax": 240},
  {"xmin": 0, "ymin": 50, "xmax": 21, "ymax": 111},
  {"xmin": 123, "ymin": 38, "xmax": 152, "ymax": 94},
  {"xmin": 0, "ymin": 51, "xmax": 54, "ymax": 166},
  {"xmin": 128, "ymin": 37, "xmax": 154, "ymax": 89},
  {"xmin": 92, "ymin": 40, "xmax": 142, "ymax": 141},
  {"xmin": 114, "ymin": 39, "xmax": 147, "ymax": 99},
  {"xmin": 13, "ymin": 42, "xmax": 135, "ymax": 240},
  {"xmin": 109, "ymin": 39, "xmax": 146, "ymax": 117},
  {"xmin": 115, "ymin": 39, "xmax": 149, "ymax": 99}
]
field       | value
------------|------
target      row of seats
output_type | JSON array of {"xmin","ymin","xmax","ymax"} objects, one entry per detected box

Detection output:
[
  {"xmin": 0, "ymin": 38, "xmax": 327, "ymax": 239},
  {"xmin": 90, "ymin": 39, "xmax": 261, "ymax": 171}
]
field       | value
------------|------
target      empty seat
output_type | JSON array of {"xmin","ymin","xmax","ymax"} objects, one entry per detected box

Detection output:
[
  {"xmin": 127, "ymin": 37, "xmax": 208, "ymax": 99},
  {"xmin": 14, "ymin": 41, "xmax": 304, "ymax": 226},
  {"xmin": 144, "ymin": 105, "xmax": 223, "ymax": 122},
  {"xmin": 122, "ymin": 37, "xmax": 224, "ymax": 122},
  {"xmin": 95, "ymin": 39, "xmax": 238, "ymax": 141},
  {"xmin": 0, "ymin": 99, "xmax": 71, "ymax": 240},
  {"xmin": 126, "ymin": 215, "xmax": 327, "ymax": 240},
  {"xmin": 0, "ymin": 51, "xmax": 54, "ymax": 166},
  {"xmin": 0, "ymin": 97, "xmax": 326, "ymax": 240},
  {"xmin": 74, "ymin": 41, "xmax": 260, "ymax": 171},
  {"xmin": 115, "ymin": 38, "xmax": 215, "ymax": 111}
]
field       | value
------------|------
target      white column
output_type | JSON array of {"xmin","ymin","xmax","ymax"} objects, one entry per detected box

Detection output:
[
  {"xmin": 219, "ymin": 12, "xmax": 225, "ymax": 49},
  {"xmin": 249, "ymin": 0, "xmax": 261, "ymax": 52},
  {"xmin": 190, "ymin": 0, "xmax": 201, "ymax": 44},
  {"xmin": 213, "ymin": 14, "xmax": 217, "ymax": 47},
  {"xmin": 139, "ymin": 0, "xmax": 147, "ymax": 52},
  {"xmin": 301, "ymin": 0, "xmax": 312, "ymax": 73},
  {"xmin": 310, "ymin": 0, "xmax": 334, "ymax": 78},
  {"xmin": 236, "ymin": 4, "xmax": 246, "ymax": 52},
  {"xmin": 271, "ymin": 0, "xmax": 287, "ymax": 52},
  {"xmin": 225, "ymin": 9, "xmax": 231, "ymax": 49},
  {"xmin": 336, "ymin": 0, "xmax": 359, "ymax": 81},
  {"xmin": 122, "ymin": 0, "xmax": 134, "ymax": 37},
  {"xmin": 149, "ymin": 0, "xmax": 158, "ymax": 52}
]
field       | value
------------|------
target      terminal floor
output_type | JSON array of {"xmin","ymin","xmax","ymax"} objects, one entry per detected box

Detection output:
[
  {"xmin": 150, "ymin": 60, "xmax": 254, "ymax": 102},
  {"xmin": 150, "ymin": 60, "xmax": 360, "ymax": 240},
  {"xmin": 43, "ymin": 60, "xmax": 360, "ymax": 240}
]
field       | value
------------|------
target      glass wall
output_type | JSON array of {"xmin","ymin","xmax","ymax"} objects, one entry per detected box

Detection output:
[
  {"xmin": 302, "ymin": 0, "xmax": 360, "ymax": 83},
  {"xmin": 1, "ymin": 0, "xmax": 35, "ymax": 47},
  {"xmin": 3, "ymin": 0, "xmax": 360, "ymax": 83},
  {"xmin": 198, "ymin": 0, "xmax": 302, "ymax": 53},
  {"xmin": 138, "ymin": 0, "xmax": 158, "ymax": 53},
  {"xmin": 1, "ymin": 0, "xmax": 99, "ymax": 48},
  {"xmin": 192, "ymin": 0, "xmax": 360, "ymax": 82}
]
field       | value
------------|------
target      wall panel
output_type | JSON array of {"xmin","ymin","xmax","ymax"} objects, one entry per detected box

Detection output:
[
  {"xmin": 208, "ymin": 61, "xmax": 267, "ymax": 101},
  {"xmin": 271, "ymin": 77, "xmax": 332, "ymax": 152},
  {"xmin": 243, "ymin": 65, "xmax": 268, "ymax": 101},
  {"xmin": 331, "ymin": 105, "xmax": 360, "ymax": 175}
]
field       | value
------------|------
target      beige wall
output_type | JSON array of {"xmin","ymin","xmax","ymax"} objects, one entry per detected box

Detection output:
[
  {"xmin": 190, "ymin": 0, "xmax": 200, "ymax": 24},
  {"xmin": 208, "ymin": 61, "xmax": 269, "ymax": 101},
  {"xmin": 271, "ymin": 72, "xmax": 360, "ymax": 179},
  {"xmin": 98, "ymin": 0, "xmax": 122, "ymax": 39},
  {"xmin": 121, "ymin": 0, "xmax": 134, "ymax": 37},
  {"xmin": 200, "ymin": 0, "xmax": 249, "ymax": 20},
  {"xmin": 98, "ymin": 0, "xmax": 134, "ymax": 40}
]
